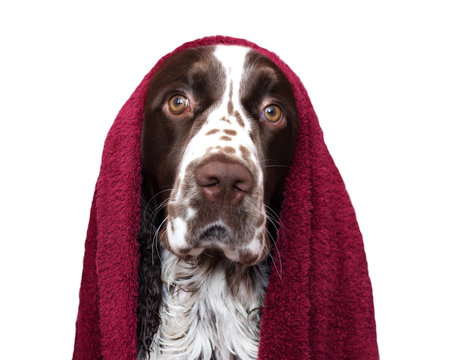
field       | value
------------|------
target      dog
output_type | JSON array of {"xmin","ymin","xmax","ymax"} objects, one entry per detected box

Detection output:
[{"xmin": 137, "ymin": 44, "xmax": 299, "ymax": 360}]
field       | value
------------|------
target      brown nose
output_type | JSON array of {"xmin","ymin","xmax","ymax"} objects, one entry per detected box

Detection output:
[{"xmin": 195, "ymin": 160, "xmax": 253, "ymax": 205}]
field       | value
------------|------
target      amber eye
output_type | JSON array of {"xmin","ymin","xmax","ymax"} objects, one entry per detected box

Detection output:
[
  {"xmin": 168, "ymin": 95, "xmax": 189, "ymax": 114},
  {"xmin": 261, "ymin": 104, "xmax": 282, "ymax": 123}
]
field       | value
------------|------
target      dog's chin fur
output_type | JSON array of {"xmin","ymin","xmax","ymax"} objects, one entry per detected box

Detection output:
[{"xmin": 160, "ymin": 226, "xmax": 269, "ymax": 266}]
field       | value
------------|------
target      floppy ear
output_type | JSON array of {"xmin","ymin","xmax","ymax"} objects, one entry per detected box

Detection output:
[{"xmin": 136, "ymin": 175, "xmax": 163, "ymax": 357}]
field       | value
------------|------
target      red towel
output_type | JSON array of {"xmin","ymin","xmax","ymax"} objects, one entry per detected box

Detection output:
[{"xmin": 73, "ymin": 36, "xmax": 379, "ymax": 360}]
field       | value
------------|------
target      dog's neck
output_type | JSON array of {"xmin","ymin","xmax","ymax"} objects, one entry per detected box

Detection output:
[{"xmin": 145, "ymin": 249, "xmax": 269, "ymax": 360}]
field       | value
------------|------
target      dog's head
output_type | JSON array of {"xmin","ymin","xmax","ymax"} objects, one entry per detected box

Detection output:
[{"xmin": 141, "ymin": 45, "xmax": 298, "ymax": 265}]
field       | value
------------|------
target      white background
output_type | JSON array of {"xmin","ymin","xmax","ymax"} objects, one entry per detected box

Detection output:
[{"xmin": 1, "ymin": 1, "xmax": 452, "ymax": 359}]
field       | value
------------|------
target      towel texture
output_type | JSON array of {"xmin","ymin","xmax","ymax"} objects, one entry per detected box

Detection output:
[{"xmin": 73, "ymin": 36, "xmax": 379, "ymax": 360}]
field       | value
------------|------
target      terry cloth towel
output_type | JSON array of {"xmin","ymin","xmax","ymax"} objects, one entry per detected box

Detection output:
[{"xmin": 73, "ymin": 36, "xmax": 379, "ymax": 360}]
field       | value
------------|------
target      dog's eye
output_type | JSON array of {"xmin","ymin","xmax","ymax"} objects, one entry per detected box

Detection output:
[
  {"xmin": 261, "ymin": 105, "xmax": 282, "ymax": 123},
  {"xmin": 168, "ymin": 95, "xmax": 189, "ymax": 114}
]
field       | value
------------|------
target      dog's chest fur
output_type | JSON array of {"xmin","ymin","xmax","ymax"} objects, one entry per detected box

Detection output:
[{"xmin": 146, "ymin": 250, "xmax": 269, "ymax": 360}]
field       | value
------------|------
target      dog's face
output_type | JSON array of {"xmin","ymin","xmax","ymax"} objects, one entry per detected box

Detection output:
[{"xmin": 142, "ymin": 45, "xmax": 298, "ymax": 265}]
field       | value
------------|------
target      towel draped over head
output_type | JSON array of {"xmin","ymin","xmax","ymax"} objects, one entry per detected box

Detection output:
[{"xmin": 73, "ymin": 36, "xmax": 379, "ymax": 360}]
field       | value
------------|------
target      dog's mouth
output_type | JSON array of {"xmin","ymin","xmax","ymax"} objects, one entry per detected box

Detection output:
[
  {"xmin": 160, "ymin": 215, "xmax": 268, "ymax": 266},
  {"xmin": 199, "ymin": 223, "xmax": 231, "ymax": 243}
]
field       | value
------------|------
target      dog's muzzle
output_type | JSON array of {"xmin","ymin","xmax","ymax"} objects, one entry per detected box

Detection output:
[{"xmin": 162, "ymin": 154, "xmax": 267, "ymax": 265}]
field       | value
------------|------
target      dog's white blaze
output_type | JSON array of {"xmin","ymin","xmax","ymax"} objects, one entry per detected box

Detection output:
[{"xmin": 213, "ymin": 45, "xmax": 249, "ymax": 85}]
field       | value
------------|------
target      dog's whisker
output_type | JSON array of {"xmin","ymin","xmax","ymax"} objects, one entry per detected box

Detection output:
[
  {"xmin": 265, "ymin": 204, "xmax": 288, "ymax": 235},
  {"xmin": 154, "ymin": 232, "xmax": 166, "ymax": 264},
  {"xmin": 264, "ymin": 204, "xmax": 279, "ymax": 217},
  {"xmin": 265, "ymin": 250, "xmax": 282, "ymax": 281},
  {"xmin": 142, "ymin": 188, "xmax": 171, "ymax": 221},
  {"xmin": 265, "ymin": 227, "xmax": 283, "ymax": 280},
  {"xmin": 147, "ymin": 188, "xmax": 173, "ymax": 203},
  {"xmin": 265, "ymin": 214, "xmax": 279, "ymax": 232},
  {"xmin": 143, "ymin": 200, "xmax": 170, "ymax": 232},
  {"xmin": 264, "ymin": 204, "xmax": 281, "ymax": 224},
  {"xmin": 154, "ymin": 216, "xmax": 168, "ymax": 239},
  {"xmin": 152, "ymin": 216, "xmax": 168, "ymax": 264},
  {"xmin": 146, "ymin": 204, "xmax": 168, "ymax": 226},
  {"xmin": 145, "ymin": 197, "xmax": 169, "ymax": 217}
]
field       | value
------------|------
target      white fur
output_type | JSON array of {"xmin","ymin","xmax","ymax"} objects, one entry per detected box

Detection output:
[
  {"xmin": 167, "ymin": 217, "xmax": 187, "ymax": 251},
  {"xmin": 146, "ymin": 250, "xmax": 269, "ymax": 360}
]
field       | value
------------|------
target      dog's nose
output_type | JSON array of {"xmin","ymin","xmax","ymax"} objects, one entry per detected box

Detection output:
[{"xmin": 195, "ymin": 160, "xmax": 253, "ymax": 205}]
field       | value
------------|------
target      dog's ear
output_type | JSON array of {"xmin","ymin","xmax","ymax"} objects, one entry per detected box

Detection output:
[{"xmin": 137, "ymin": 175, "xmax": 163, "ymax": 357}]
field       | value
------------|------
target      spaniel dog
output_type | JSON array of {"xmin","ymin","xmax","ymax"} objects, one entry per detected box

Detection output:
[{"xmin": 137, "ymin": 45, "xmax": 299, "ymax": 360}]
